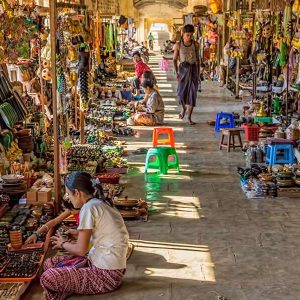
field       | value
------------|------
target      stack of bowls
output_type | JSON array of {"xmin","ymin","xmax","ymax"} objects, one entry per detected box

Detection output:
[{"xmin": 9, "ymin": 228, "xmax": 23, "ymax": 249}]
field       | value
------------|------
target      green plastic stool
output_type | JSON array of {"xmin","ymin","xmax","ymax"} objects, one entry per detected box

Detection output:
[
  {"xmin": 145, "ymin": 148, "xmax": 168, "ymax": 174},
  {"xmin": 145, "ymin": 147, "xmax": 180, "ymax": 175},
  {"xmin": 159, "ymin": 147, "xmax": 180, "ymax": 174}
]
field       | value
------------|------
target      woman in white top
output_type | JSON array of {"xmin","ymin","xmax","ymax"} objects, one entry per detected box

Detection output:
[
  {"xmin": 128, "ymin": 80, "xmax": 165, "ymax": 126},
  {"xmin": 41, "ymin": 171, "xmax": 129, "ymax": 300}
]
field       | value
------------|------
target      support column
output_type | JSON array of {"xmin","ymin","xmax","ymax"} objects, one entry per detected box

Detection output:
[{"xmin": 50, "ymin": 0, "xmax": 61, "ymax": 212}]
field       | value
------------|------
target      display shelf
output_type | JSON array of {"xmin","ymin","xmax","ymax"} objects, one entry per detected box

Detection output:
[
  {"xmin": 0, "ymin": 281, "xmax": 30, "ymax": 300},
  {"xmin": 278, "ymin": 187, "xmax": 300, "ymax": 198}
]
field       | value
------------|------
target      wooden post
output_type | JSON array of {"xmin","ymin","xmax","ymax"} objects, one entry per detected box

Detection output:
[
  {"xmin": 235, "ymin": 10, "xmax": 241, "ymax": 99},
  {"xmin": 38, "ymin": 47, "xmax": 45, "ymax": 114},
  {"xmin": 286, "ymin": 55, "xmax": 289, "ymax": 125},
  {"xmin": 80, "ymin": 109, "xmax": 85, "ymax": 144},
  {"xmin": 219, "ymin": 0, "xmax": 227, "ymax": 64},
  {"xmin": 50, "ymin": 0, "xmax": 61, "ymax": 212},
  {"xmin": 226, "ymin": 23, "xmax": 230, "ymax": 86},
  {"xmin": 74, "ymin": 87, "xmax": 78, "ymax": 130}
]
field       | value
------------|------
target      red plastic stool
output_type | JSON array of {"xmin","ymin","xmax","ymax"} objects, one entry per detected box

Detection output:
[{"xmin": 152, "ymin": 127, "xmax": 175, "ymax": 148}]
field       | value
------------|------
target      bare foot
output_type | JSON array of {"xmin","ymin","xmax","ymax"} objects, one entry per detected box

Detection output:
[
  {"xmin": 188, "ymin": 120, "xmax": 196, "ymax": 125},
  {"xmin": 179, "ymin": 109, "xmax": 186, "ymax": 119}
]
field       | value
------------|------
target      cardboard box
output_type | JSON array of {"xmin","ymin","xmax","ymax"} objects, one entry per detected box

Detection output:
[
  {"xmin": 38, "ymin": 188, "xmax": 52, "ymax": 203},
  {"xmin": 26, "ymin": 189, "xmax": 38, "ymax": 203}
]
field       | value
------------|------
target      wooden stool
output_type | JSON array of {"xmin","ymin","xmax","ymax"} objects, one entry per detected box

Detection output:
[{"xmin": 219, "ymin": 128, "xmax": 243, "ymax": 152}]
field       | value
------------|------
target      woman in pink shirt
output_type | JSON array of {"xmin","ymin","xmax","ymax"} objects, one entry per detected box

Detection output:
[{"xmin": 132, "ymin": 51, "xmax": 151, "ymax": 95}]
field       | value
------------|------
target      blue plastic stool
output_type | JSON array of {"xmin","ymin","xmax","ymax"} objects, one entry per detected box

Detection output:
[
  {"xmin": 266, "ymin": 144, "xmax": 294, "ymax": 165},
  {"xmin": 215, "ymin": 113, "xmax": 235, "ymax": 132}
]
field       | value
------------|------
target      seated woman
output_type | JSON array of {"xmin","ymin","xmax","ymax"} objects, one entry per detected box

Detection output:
[
  {"xmin": 40, "ymin": 171, "xmax": 129, "ymax": 300},
  {"xmin": 128, "ymin": 80, "xmax": 164, "ymax": 126}
]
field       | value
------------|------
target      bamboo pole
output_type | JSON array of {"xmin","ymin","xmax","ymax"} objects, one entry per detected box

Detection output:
[{"xmin": 50, "ymin": 0, "xmax": 61, "ymax": 212}]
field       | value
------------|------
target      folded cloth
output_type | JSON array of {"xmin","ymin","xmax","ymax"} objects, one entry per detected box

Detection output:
[{"xmin": 266, "ymin": 138, "xmax": 294, "ymax": 145}]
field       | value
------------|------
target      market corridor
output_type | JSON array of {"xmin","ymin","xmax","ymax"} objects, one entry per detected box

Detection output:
[{"xmin": 25, "ymin": 55, "xmax": 300, "ymax": 300}]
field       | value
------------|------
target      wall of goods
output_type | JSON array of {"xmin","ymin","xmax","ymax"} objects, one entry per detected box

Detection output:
[
  {"xmin": 0, "ymin": 0, "xmax": 145, "ymax": 297},
  {"xmin": 218, "ymin": 0, "xmax": 300, "ymax": 199}
]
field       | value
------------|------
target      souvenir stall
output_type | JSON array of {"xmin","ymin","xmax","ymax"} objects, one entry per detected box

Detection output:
[
  {"xmin": 117, "ymin": 16, "xmax": 144, "ymax": 75},
  {"xmin": 225, "ymin": 11, "xmax": 254, "ymax": 95},
  {"xmin": 0, "ymin": 0, "xmax": 146, "ymax": 296},
  {"xmin": 197, "ymin": 14, "xmax": 219, "ymax": 77},
  {"xmin": 0, "ymin": 1, "xmax": 64, "ymax": 298},
  {"xmin": 213, "ymin": 0, "xmax": 300, "ymax": 199},
  {"xmin": 47, "ymin": 1, "xmax": 146, "ymax": 218}
]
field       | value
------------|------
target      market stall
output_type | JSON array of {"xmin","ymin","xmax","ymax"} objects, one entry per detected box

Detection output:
[
  {"xmin": 210, "ymin": 0, "xmax": 300, "ymax": 200},
  {"xmin": 0, "ymin": 0, "xmax": 148, "ymax": 298}
]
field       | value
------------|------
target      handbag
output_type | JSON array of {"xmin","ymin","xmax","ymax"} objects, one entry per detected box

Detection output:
[{"xmin": 55, "ymin": 256, "xmax": 88, "ymax": 268}]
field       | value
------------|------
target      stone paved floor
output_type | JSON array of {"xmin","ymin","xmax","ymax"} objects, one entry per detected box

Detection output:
[{"xmin": 23, "ymin": 56, "xmax": 300, "ymax": 300}]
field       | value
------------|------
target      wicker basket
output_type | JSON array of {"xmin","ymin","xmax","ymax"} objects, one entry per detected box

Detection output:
[
  {"xmin": 118, "ymin": 209, "xmax": 140, "ymax": 219},
  {"xmin": 113, "ymin": 197, "xmax": 139, "ymax": 207}
]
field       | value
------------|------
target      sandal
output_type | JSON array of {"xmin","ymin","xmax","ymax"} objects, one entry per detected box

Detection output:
[
  {"xmin": 126, "ymin": 243, "xmax": 135, "ymax": 261},
  {"xmin": 133, "ymin": 148, "xmax": 148, "ymax": 155}
]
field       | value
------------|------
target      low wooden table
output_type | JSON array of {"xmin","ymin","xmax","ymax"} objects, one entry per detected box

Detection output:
[{"xmin": 219, "ymin": 128, "xmax": 243, "ymax": 152}]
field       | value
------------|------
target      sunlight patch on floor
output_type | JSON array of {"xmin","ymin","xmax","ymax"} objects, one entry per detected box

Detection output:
[
  {"xmin": 133, "ymin": 126, "xmax": 184, "ymax": 132},
  {"xmin": 130, "ymin": 240, "xmax": 215, "ymax": 282},
  {"xmin": 157, "ymin": 83, "xmax": 172, "ymax": 88}
]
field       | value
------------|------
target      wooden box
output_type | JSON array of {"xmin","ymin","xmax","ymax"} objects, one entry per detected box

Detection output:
[
  {"xmin": 38, "ymin": 188, "xmax": 52, "ymax": 203},
  {"xmin": 26, "ymin": 189, "xmax": 38, "ymax": 203}
]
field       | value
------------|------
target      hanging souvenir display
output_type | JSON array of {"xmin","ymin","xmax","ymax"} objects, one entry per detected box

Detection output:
[{"xmin": 208, "ymin": 0, "xmax": 222, "ymax": 14}]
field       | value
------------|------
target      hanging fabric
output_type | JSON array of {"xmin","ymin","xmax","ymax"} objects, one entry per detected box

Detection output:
[
  {"xmin": 102, "ymin": 23, "xmax": 106, "ymax": 50},
  {"xmin": 109, "ymin": 23, "xmax": 114, "ymax": 51},
  {"xmin": 114, "ymin": 24, "xmax": 118, "ymax": 51}
]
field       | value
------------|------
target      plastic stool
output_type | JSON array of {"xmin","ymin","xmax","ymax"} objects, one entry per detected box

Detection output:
[
  {"xmin": 145, "ymin": 148, "xmax": 168, "ymax": 174},
  {"xmin": 219, "ymin": 128, "xmax": 243, "ymax": 152},
  {"xmin": 266, "ymin": 144, "xmax": 294, "ymax": 165},
  {"xmin": 153, "ymin": 127, "xmax": 175, "ymax": 148},
  {"xmin": 214, "ymin": 113, "xmax": 235, "ymax": 132},
  {"xmin": 145, "ymin": 147, "xmax": 180, "ymax": 174},
  {"xmin": 160, "ymin": 146, "xmax": 180, "ymax": 174}
]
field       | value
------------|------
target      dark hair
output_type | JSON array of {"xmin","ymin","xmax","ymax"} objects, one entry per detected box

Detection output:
[
  {"xmin": 65, "ymin": 171, "xmax": 112, "ymax": 206},
  {"xmin": 143, "ymin": 70, "xmax": 155, "ymax": 81},
  {"xmin": 119, "ymin": 15, "xmax": 127, "ymax": 26},
  {"xmin": 142, "ymin": 80, "xmax": 154, "ymax": 89},
  {"xmin": 183, "ymin": 24, "xmax": 195, "ymax": 34},
  {"xmin": 143, "ymin": 71, "xmax": 156, "ymax": 86},
  {"xmin": 132, "ymin": 51, "xmax": 141, "ymax": 58}
]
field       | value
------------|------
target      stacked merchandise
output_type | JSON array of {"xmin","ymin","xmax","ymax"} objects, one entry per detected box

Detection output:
[
  {"xmin": 0, "ymin": 202, "xmax": 54, "ymax": 282},
  {"xmin": 237, "ymin": 163, "xmax": 300, "ymax": 198},
  {"xmin": 0, "ymin": 282, "xmax": 25, "ymax": 299},
  {"xmin": 113, "ymin": 196, "xmax": 148, "ymax": 221}
]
